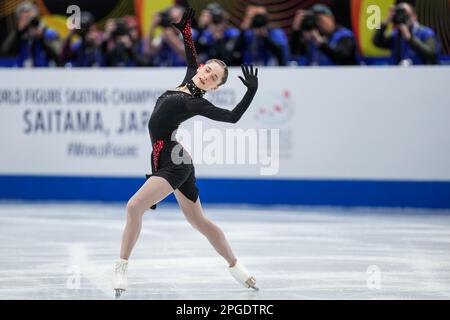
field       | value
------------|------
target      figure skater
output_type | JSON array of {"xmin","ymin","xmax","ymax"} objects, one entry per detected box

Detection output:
[{"xmin": 113, "ymin": 7, "xmax": 259, "ymax": 298}]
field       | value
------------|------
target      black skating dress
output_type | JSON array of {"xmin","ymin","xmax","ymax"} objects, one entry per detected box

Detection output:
[{"xmin": 145, "ymin": 14, "xmax": 258, "ymax": 209}]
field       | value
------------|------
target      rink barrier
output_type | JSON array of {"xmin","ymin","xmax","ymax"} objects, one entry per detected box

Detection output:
[
  {"xmin": 2, "ymin": 68, "xmax": 450, "ymax": 209},
  {"xmin": 0, "ymin": 175, "xmax": 449, "ymax": 209}
]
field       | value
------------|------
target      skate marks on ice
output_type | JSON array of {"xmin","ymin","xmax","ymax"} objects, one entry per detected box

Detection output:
[{"xmin": 68, "ymin": 243, "xmax": 115, "ymax": 299}]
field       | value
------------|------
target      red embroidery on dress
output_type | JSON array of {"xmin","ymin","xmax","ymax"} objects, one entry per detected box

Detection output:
[
  {"xmin": 152, "ymin": 140, "xmax": 164, "ymax": 171},
  {"xmin": 182, "ymin": 22, "xmax": 192, "ymax": 45},
  {"xmin": 181, "ymin": 19, "xmax": 199, "ymax": 64}
]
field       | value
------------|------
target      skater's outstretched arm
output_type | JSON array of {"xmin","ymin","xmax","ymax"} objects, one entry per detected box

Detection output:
[
  {"xmin": 172, "ymin": 7, "xmax": 199, "ymax": 85},
  {"xmin": 186, "ymin": 65, "xmax": 259, "ymax": 123}
]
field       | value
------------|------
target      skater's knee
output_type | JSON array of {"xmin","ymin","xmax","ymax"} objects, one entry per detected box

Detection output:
[{"xmin": 126, "ymin": 199, "xmax": 143, "ymax": 218}]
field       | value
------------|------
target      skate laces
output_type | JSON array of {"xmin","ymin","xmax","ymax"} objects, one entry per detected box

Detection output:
[{"xmin": 114, "ymin": 261, "xmax": 128, "ymax": 274}]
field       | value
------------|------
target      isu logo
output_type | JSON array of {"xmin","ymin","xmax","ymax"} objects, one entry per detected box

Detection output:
[{"xmin": 254, "ymin": 90, "xmax": 294, "ymax": 124}]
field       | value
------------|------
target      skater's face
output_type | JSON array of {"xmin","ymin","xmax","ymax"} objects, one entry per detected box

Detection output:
[{"xmin": 192, "ymin": 61, "xmax": 226, "ymax": 91}]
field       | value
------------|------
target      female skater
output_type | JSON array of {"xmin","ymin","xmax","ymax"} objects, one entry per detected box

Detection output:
[{"xmin": 113, "ymin": 7, "xmax": 259, "ymax": 297}]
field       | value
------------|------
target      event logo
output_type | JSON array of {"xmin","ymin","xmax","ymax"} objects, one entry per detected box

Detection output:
[{"xmin": 254, "ymin": 90, "xmax": 294, "ymax": 125}]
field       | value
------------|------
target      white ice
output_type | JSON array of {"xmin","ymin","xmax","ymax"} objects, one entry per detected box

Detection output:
[{"xmin": 0, "ymin": 202, "xmax": 449, "ymax": 300}]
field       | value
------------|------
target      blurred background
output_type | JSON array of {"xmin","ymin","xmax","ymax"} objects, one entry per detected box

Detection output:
[{"xmin": 0, "ymin": 0, "xmax": 449, "ymax": 67}]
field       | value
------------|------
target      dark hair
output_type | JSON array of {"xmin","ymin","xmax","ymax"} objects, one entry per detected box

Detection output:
[{"xmin": 205, "ymin": 59, "xmax": 228, "ymax": 86}]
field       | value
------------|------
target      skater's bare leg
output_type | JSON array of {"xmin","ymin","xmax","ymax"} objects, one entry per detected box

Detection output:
[
  {"xmin": 120, "ymin": 176, "xmax": 174, "ymax": 260},
  {"xmin": 174, "ymin": 190, "xmax": 237, "ymax": 267}
]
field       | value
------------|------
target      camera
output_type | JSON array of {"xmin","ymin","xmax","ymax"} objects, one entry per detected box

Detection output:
[
  {"xmin": 393, "ymin": 7, "xmax": 409, "ymax": 25},
  {"xmin": 29, "ymin": 16, "xmax": 39, "ymax": 28},
  {"xmin": 21, "ymin": 16, "xmax": 40, "ymax": 34},
  {"xmin": 211, "ymin": 10, "xmax": 223, "ymax": 24},
  {"xmin": 158, "ymin": 9, "xmax": 172, "ymax": 28},
  {"xmin": 251, "ymin": 14, "xmax": 268, "ymax": 28},
  {"xmin": 112, "ymin": 18, "xmax": 129, "ymax": 38},
  {"xmin": 300, "ymin": 10, "xmax": 317, "ymax": 31}
]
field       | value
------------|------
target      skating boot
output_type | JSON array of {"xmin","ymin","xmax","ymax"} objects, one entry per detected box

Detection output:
[
  {"xmin": 229, "ymin": 260, "xmax": 259, "ymax": 291},
  {"xmin": 113, "ymin": 259, "xmax": 128, "ymax": 298}
]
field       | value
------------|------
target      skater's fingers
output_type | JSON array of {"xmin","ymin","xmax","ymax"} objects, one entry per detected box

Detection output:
[
  {"xmin": 241, "ymin": 64, "xmax": 246, "ymax": 76},
  {"xmin": 242, "ymin": 64, "xmax": 248, "ymax": 76},
  {"xmin": 188, "ymin": 7, "xmax": 195, "ymax": 21}
]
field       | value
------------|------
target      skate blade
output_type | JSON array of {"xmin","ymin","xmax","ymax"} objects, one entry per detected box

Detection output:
[
  {"xmin": 114, "ymin": 289, "xmax": 125, "ymax": 299},
  {"xmin": 245, "ymin": 277, "xmax": 258, "ymax": 291}
]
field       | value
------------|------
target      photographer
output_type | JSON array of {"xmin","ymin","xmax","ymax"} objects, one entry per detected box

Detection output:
[
  {"xmin": 195, "ymin": 2, "xmax": 239, "ymax": 65},
  {"xmin": 373, "ymin": 3, "xmax": 440, "ymax": 65},
  {"xmin": 233, "ymin": 5, "xmax": 289, "ymax": 66},
  {"xmin": 102, "ymin": 17, "xmax": 149, "ymax": 67},
  {"xmin": 290, "ymin": 4, "xmax": 358, "ymax": 66},
  {"xmin": 122, "ymin": 15, "xmax": 151, "ymax": 66},
  {"xmin": 61, "ymin": 11, "xmax": 103, "ymax": 67},
  {"xmin": 194, "ymin": 2, "xmax": 240, "ymax": 65},
  {"xmin": 1, "ymin": 1, "xmax": 60, "ymax": 67},
  {"xmin": 145, "ymin": 6, "xmax": 194, "ymax": 66}
]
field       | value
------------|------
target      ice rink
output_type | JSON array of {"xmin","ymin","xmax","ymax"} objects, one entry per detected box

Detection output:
[{"xmin": 0, "ymin": 202, "xmax": 449, "ymax": 300}]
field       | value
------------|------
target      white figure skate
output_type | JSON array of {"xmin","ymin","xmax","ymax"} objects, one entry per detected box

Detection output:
[
  {"xmin": 113, "ymin": 259, "xmax": 128, "ymax": 298},
  {"xmin": 229, "ymin": 261, "xmax": 259, "ymax": 291}
]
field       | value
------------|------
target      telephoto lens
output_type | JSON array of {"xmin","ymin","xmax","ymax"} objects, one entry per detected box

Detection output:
[
  {"xmin": 300, "ymin": 11, "xmax": 316, "ymax": 31},
  {"xmin": 113, "ymin": 18, "xmax": 129, "ymax": 38},
  {"xmin": 29, "ymin": 16, "xmax": 40, "ymax": 28},
  {"xmin": 251, "ymin": 14, "xmax": 268, "ymax": 28},
  {"xmin": 158, "ymin": 10, "xmax": 172, "ymax": 28},
  {"xmin": 393, "ymin": 7, "xmax": 409, "ymax": 24},
  {"xmin": 212, "ymin": 11, "xmax": 223, "ymax": 24}
]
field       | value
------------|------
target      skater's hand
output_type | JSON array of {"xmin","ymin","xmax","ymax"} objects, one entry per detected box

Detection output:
[
  {"xmin": 238, "ymin": 64, "xmax": 258, "ymax": 91},
  {"xmin": 172, "ymin": 7, "xmax": 195, "ymax": 32}
]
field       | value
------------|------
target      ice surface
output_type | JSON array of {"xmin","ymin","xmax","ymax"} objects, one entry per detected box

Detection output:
[{"xmin": 0, "ymin": 202, "xmax": 449, "ymax": 300}]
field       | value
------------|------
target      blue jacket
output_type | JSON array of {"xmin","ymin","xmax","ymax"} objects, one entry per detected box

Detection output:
[
  {"xmin": 242, "ymin": 28, "xmax": 289, "ymax": 66},
  {"xmin": 195, "ymin": 27, "xmax": 240, "ymax": 63},
  {"xmin": 65, "ymin": 39, "xmax": 104, "ymax": 67},
  {"xmin": 17, "ymin": 28, "xmax": 59, "ymax": 67},
  {"xmin": 386, "ymin": 23, "xmax": 440, "ymax": 65},
  {"xmin": 153, "ymin": 29, "xmax": 200, "ymax": 67},
  {"xmin": 303, "ymin": 27, "xmax": 359, "ymax": 66}
]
